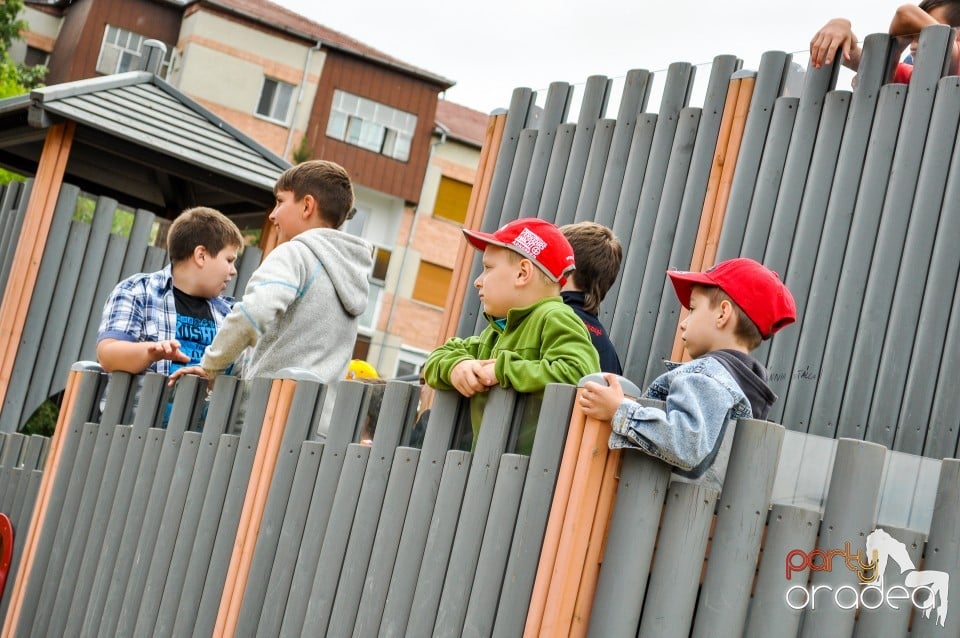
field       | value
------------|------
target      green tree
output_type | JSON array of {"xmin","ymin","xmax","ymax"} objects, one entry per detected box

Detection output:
[{"xmin": 0, "ymin": 0, "xmax": 46, "ymax": 184}]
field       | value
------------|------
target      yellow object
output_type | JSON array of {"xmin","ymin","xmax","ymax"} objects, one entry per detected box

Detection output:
[{"xmin": 347, "ymin": 359, "xmax": 379, "ymax": 380}]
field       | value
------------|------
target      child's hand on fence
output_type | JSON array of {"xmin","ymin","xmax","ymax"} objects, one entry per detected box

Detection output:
[
  {"xmin": 477, "ymin": 360, "xmax": 498, "ymax": 387},
  {"xmin": 167, "ymin": 364, "xmax": 212, "ymax": 389},
  {"xmin": 148, "ymin": 339, "xmax": 190, "ymax": 365},
  {"xmin": 579, "ymin": 373, "xmax": 625, "ymax": 421},
  {"xmin": 450, "ymin": 359, "xmax": 494, "ymax": 397}
]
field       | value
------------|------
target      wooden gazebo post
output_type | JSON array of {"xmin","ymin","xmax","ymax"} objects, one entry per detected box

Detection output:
[{"xmin": 0, "ymin": 121, "xmax": 75, "ymax": 413}]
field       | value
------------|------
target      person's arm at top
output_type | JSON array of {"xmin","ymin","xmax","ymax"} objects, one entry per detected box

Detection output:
[
  {"xmin": 98, "ymin": 338, "xmax": 188, "ymax": 374},
  {"xmin": 810, "ymin": 18, "xmax": 863, "ymax": 70},
  {"xmin": 422, "ymin": 336, "xmax": 492, "ymax": 396},
  {"xmin": 889, "ymin": 4, "xmax": 959, "ymax": 72}
]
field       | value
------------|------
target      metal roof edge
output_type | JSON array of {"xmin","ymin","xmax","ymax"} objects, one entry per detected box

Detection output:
[
  {"xmin": 31, "ymin": 71, "xmax": 153, "ymax": 102},
  {"xmin": 0, "ymin": 93, "xmax": 33, "ymax": 115}
]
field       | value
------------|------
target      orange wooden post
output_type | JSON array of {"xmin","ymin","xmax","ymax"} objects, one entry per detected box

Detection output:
[
  {"xmin": 570, "ymin": 447, "xmax": 623, "ymax": 637},
  {"xmin": 671, "ymin": 76, "xmax": 754, "ymax": 361},
  {"xmin": 214, "ymin": 377, "xmax": 297, "ymax": 637},
  {"xmin": 435, "ymin": 112, "xmax": 506, "ymax": 346},
  {"xmin": 0, "ymin": 122, "xmax": 75, "ymax": 414},
  {"xmin": 1, "ymin": 366, "xmax": 80, "ymax": 637},
  {"xmin": 524, "ymin": 396, "xmax": 588, "ymax": 636},
  {"xmin": 538, "ymin": 411, "xmax": 613, "ymax": 636}
]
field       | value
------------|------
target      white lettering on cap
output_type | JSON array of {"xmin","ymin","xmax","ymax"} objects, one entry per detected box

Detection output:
[{"xmin": 513, "ymin": 228, "xmax": 547, "ymax": 257}]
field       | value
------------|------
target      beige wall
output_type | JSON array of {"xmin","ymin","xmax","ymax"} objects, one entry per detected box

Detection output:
[{"xmin": 172, "ymin": 10, "xmax": 324, "ymax": 159}]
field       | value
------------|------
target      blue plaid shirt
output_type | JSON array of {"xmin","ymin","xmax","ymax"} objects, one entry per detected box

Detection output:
[{"xmin": 97, "ymin": 265, "xmax": 234, "ymax": 375}]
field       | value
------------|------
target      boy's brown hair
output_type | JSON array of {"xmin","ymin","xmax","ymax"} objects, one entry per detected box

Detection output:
[
  {"xmin": 919, "ymin": 0, "xmax": 960, "ymax": 26},
  {"xmin": 560, "ymin": 222, "xmax": 622, "ymax": 314},
  {"xmin": 275, "ymin": 159, "xmax": 356, "ymax": 229},
  {"xmin": 700, "ymin": 285, "xmax": 764, "ymax": 350},
  {"xmin": 166, "ymin": 206, "xmax": 243, "ymax": 263}
]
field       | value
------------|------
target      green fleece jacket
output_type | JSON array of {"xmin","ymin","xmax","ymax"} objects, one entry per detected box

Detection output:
[{"xmin": 424, "ymin": 296, "xmax": 600, "ymax": 453}]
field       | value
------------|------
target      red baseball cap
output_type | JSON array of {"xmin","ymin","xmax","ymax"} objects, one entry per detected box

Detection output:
[
  {"xmin": 667, "ymin": 258, "xmax": 796, "ymax": 339},
  {"xmin": 463, "ymin": 217, "xmax": 576, "ymax": 286}
]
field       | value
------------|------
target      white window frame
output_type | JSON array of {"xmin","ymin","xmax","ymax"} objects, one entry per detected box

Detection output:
[
  {"xmin": 326, "ymin": 89, "xmax": 417, "ymax": 161},
  {"xmin": 395, "ymin": 346, "xmax": 428, "ymax": 379},
  {"xmin": 256, "ymin": 77, "xmax": 296, "ymax": 124},
  {"xmin": 96, "ymin": 25, "xmax": 172, "ymax": 78}
]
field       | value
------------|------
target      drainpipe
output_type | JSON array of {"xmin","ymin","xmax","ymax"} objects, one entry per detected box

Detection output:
[
  {"xmin": 376, "ymin": 124, "xmax": 448, "ymax": 371},
  {"xmin": 283, "ymin": 41, "xmax": 321, "ymax": 161}
]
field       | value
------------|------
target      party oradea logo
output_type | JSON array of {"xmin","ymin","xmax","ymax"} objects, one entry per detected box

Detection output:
[{"xmin": 784, "ymin": 528, "xmax": 948, "ymax": 627}]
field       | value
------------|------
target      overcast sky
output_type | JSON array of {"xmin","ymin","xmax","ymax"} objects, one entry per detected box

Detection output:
[{"xmin": 273, "ymin": 0, "xmax": 902, "ymax": 114}]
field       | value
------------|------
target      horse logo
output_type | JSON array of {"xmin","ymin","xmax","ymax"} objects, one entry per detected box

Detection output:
[{"xmin": 865, "ymin": 528, "xmax": 949, "ymax": 627}]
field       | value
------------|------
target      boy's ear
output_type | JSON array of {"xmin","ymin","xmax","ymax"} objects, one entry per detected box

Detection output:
[
  {"xmin": 301, "ymin": 194, "xmax": 317, "ymax": 219},
  {"xmin": 192, "ymin": 245, "xmax": 207, "ymax": 266},
  {"xmin": 515, "ymin": 258, "xmax": 536, "ymax": 285},
  {"xmin": 716, "ymin": 299, "xmax": 734, "ymax": 329}
]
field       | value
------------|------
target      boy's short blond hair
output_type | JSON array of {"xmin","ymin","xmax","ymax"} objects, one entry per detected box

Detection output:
[
  {"xmin": 698, "ymin": 285, "xmax": 764, "ymax": 350},
  {"xmin": 275, "ymin": 160, "xmax": 355, "ymax": 229},
  {"xmin": 560, "ymin": 222, "xmax": 622, "ymax": 314},
  {"xmin": 166, "ymin": 206, "xmax": 243, "ymax": 263}
]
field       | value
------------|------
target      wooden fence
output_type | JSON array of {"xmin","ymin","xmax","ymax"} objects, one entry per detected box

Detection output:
[{"xmin": 1, "ymin": 364, "xmax": 957, "ymax": 637}]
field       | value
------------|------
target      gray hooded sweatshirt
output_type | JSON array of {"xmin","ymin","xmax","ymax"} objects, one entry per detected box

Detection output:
[{"xmin": 201, "ymin": 228, "xmax": 373, "ymax": 383}]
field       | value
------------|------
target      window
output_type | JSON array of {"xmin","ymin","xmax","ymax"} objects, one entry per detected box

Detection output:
[
  {"xmin": 434, "ymin": 176, "xmax": 472, "ymax": 224},
  {"xmin": 257, "ymin": 78, "xmax": 295, "ymax": 123},
  {"xmin": 358, "ymin": 245, "xmax": 391, "ymax": 331},
  {"xmin": 326, "ymin": 89, "xmax": 417, "ymax": 161},
  {"xmin": 96, "ymin": 25, "xmax": 172, "ymax": 78},
  {"xmin": 412, "ymin": 261, "xmax": 453, "ymax": 307},
  {"xmin": 396, "ymin": 347, "xmax": 427, "ymax": 379},
  {"xmin": 24, "ymin": 46, "xmax": 48, "ymax": 68}
]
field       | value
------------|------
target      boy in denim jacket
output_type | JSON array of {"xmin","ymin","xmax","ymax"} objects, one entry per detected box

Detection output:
[
  {"xmin": 424, "ymin": 217, "xmax": 600, "ymax": 454},
  {"xmin": 580, "ymin": 258, "xmax": 796, "ymax": 483}
]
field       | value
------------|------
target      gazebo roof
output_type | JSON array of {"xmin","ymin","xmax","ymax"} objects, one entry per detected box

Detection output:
[{"xmin": 0, "ymin": 70, "xmax": 290, "ymax": 215}]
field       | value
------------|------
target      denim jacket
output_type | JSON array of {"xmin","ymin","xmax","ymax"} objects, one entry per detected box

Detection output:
[{"xmin": 608, "ymin": 356, "xmax": 753, "ymax": 484}]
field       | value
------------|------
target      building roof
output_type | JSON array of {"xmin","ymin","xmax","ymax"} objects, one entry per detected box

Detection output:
[
  {"xmin": 198, "ymin": 0, "xmax": 456, "ymax": 89},
  {"xmin": 0, "ymin": 70, "xmax": 289, "ymax": 214},
  {"xmin": 435, "ymin": 100, "xmax": 488, "ymax": 148}
]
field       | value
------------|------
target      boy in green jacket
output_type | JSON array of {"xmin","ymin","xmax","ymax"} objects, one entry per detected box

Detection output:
[{"xmin": 423, "ymin": 217, "xmax": 600, "ymax": 454}]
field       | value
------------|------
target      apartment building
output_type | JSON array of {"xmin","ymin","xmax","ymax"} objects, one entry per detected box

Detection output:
[{"xmin": 15, "ymin": 0, "xmax": 487, "ymax": 376}]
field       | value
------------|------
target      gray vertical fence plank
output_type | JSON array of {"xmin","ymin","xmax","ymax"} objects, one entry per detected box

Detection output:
[
  {"xmin": 276, "ymin": 380, "xmax": 368, "ymax": 637},
  {"xmin": 152, "ymin": 375, "xmax": 238, "ymax": 637},
  {"xmin": 867, "ymin": 78, "xmax": 960, "ymax": 450},
  {"xmin": 717, "ymin": 52, "xmax": 790, "ymax": 259},
  {"xmin": 349, "ymin": 447, "xmax": 420, "ymax": 638},
  {"xmin": 78, "ymin": 232, "xmax": 129, "ymax": 362},
  {"xmin": 8, "ymin": 437, "xmax": 44, "ymax": 534},
  {"xmin": 637, "ymin": 481, "xmax": 719, "ymax": 638},
  {"xmin": 254, "ymin": 441, "xmax": 324, "ymax": 637},
  {"xmin": 52, "ymin": 195, "xmax": 117, "ymax": 391},
  {"xmin": 554, "ymin": 75, "xmax": 612, "ymax": 227},
  {"xmin": 609, "ymin": 62, "xmax": 694, "ymax": 353},
  {"xmin": 0, "ymin": 180, "xmax": 28, "ymax": 298},
  {"xmin": 493, "ymin": 384, "xmax": 576, "ymax": 637},
  {"xmin": 835, "ymin": 28, "xmax": 951, "ymax": 443},
  {"xmin": 112, "ymin": 378, "xmax": 202, "ymax": 637},
  {"xmin": 762, "ymin": 90, "xmax": 851, "ymax": 407},
  {"xmin": 744, "ymin": 504, "xmax": 821, "ymax": 638},
  {"xmin": 588, "ymin": 409, "xmax": 672, "ymax": 638},
  {"xmin": 433, "ymin": 388, "xmax": 518, "ymax": 636},
  {"xmin": 691, "ymin": 420, "xmax": 785, "ymax": 638},
  {"xmin": 572, "ymin": 119, "xmax": 616, "ymax": 223},
  {"xmin": 618, "ymin": 106, "xmax": 701, "ymax": 381},
  {"xmin": 3, "ymin": 469, "xmax": 41, "ymax": 625},
  {"xmin": 902, "ymin": 166, "xmax": 960, "ymax": 457},
  {"xmin": 80, "ymin": 373, "xmax": 167, "ymax": 637},
  {"xmin": 852, "ymin": 525, "xmax": 925, "ymax": 638},
  {"xmin": 778, "ymin": 34, "xmax": 892, "ymax": 432},
  {"xmin": 0, "ymin": 433, "xmax": 24, "ymax": 510},
  {"xmin": 400, "ymin": 450, "xmax": 472, "ymax": 638},
  {"xmin": 325, "ymin": 382, "xmax": 415, "ymax": 636},
  {"xmin": 799, "ymin": 438, "xmax": 887, "ymax": 638},
  {"xmin": 299, "ymin": 444, "xmax": 372, "ymax": 636},
  {"xmin": 911, "ymin": 458, "xmax": 960, "ymax": 638},
  {"xmin": 22, "ymin": 219, "xmax": 92, "ymax": 421},
  {"xmin": 141, "ymin": 244, "xmax": 167, "ymax": 273},
  {"xmin": 456, "ymin": 87, "xmax": 535, "ymax": 339},
  {"xmin": 519, "ymin": 82, "xmax": 574, "ymax": 216},
  {"xmin": 368, "ymin": 389, "xmax": 463, "ymax": 636},
  {"xmin": 133, "ymin": 429, "xmax": 203, "ymax": 635},
  {"xmin": 598, "ymin": 113, "xmax": 657, "ymax": 322},
  {"xmin": 29, "ymin": 420, "xmax": 100, "ymax": 638},
  {"xmin": 187, "ymin": 377, "xmax": 271, "ymax": 638},
  {"xmin": 225, "ymin": 244, "xmax": 262, "ymax": 298},
  {"xmin": 927, "ymin": 286, "xmax": 960, "ymax": 459},
  {"xmin": 594, "ymin": 69, "xmax": 654, "ymax": 227},
  {"xmin": 460, "ymin": 453, "xmax": 528, "ymax": 638},
  {"xmin": 729, "ymin": 95, "xmax": 798, "ymax": 263},
  {"xmin": 805, "ymin": 84, "xmax": 907, "ymax": 438},
  {"xmin": 233, "ymin": 379, "xmax": 322, "ymax": 634},
  {"xmin": 119, "ymin": 208, "xmax": 156, "ymax": 279},
  {"xmin": 534, "ymin": 122, "xmax": 577, "ymax": 222},
  {"xmin": 499, "ymin": 129, "xmax": 538, "ymax": 220},
  {"xmin": 0, "ymin": 184, "xmax": 79, "ymax": 433}
]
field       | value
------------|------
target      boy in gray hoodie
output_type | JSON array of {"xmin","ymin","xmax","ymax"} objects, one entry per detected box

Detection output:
[{"xmin": 170, "ymin": 160, "xmax": 373, "ymax": 388}]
